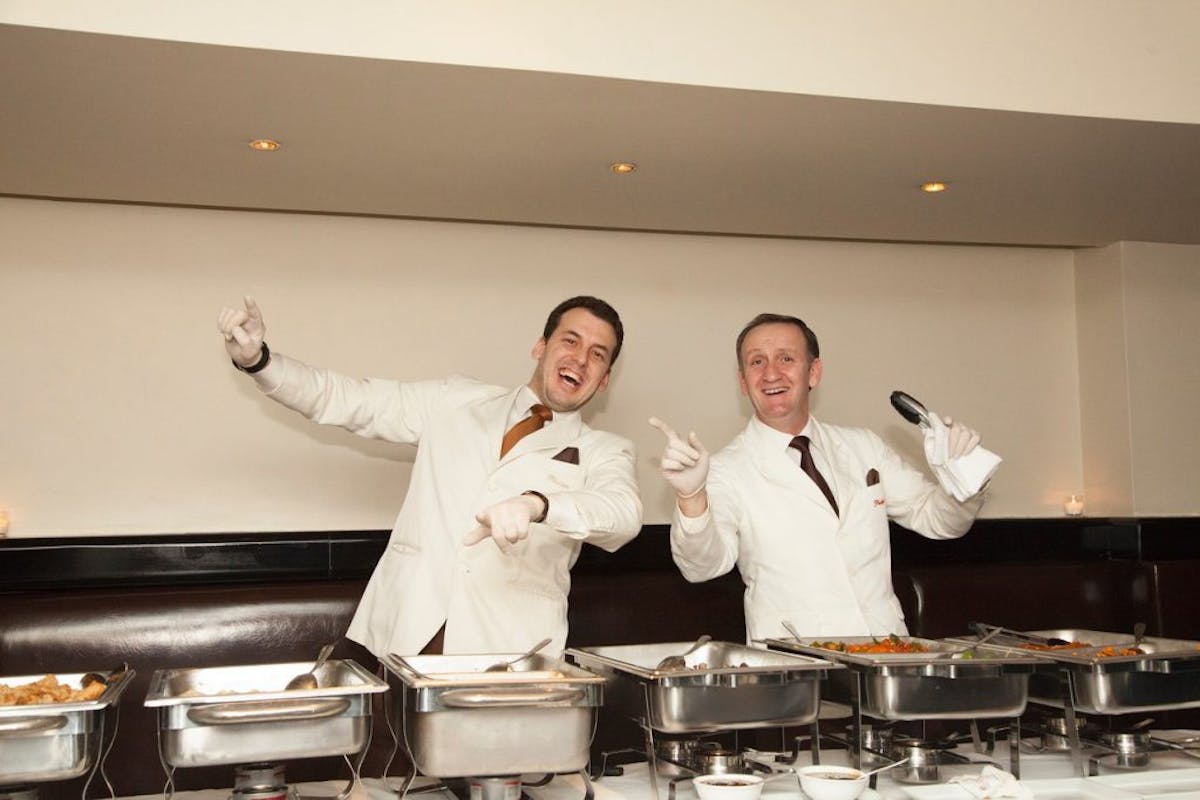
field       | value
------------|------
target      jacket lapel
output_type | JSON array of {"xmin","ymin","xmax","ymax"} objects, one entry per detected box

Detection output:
[{"xmin": 747, "ymin": 418, "xmax": 838, "ymax": 518}]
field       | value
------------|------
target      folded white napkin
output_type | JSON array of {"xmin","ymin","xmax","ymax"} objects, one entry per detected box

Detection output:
[
  {"xmin": 948, "ymin": 765, "xmax": 1033, "ymax": 799},
  {"xmin": 923, "ymin": 414, "xmax": 1002, "ymax": 501}
]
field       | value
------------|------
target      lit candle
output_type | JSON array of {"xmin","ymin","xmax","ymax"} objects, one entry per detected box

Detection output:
[
  {"xmin": 0, "ymin": 510, "xmax": 8, "ymax": 535},
  {"xmin": 1064, "ymin": 495, "xmax": 1084, "ymax": 516}
]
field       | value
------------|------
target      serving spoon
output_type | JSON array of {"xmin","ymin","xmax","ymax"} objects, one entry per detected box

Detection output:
[
  {"xmin": 860, "ymin": 755, "xmax": 912, "ymax": 779},
  {"xmin": 285, "ymin": 642, "xmax": 336, "ymax": 691},
  {"xmin": 655, "ymin": 634, "xmax": 712, "ymax": 671},
  {"xmin": 485, "ymin": 637, "xmax": 552, "ymax": 672}
]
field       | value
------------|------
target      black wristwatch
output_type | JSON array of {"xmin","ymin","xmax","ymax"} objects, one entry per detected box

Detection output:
[
  {"xmin": 233, "ymin": 341, "xmax": 271, "ymax": 374},
  {"xmin": 522, "ymin": 490, "xmax": 549, "ymax": 523}
]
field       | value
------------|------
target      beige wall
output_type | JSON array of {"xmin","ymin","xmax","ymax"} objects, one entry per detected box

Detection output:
[
  {"xmin": 0, "ymin": 197, "xmax": 1087, "ymax": 536},
  {"xmin": 1122, "ymin": 242, "xmax": 1200, "ymax": 514},
  {"xmin": 1076, "ymin": 241, "xmax": 1200, "ymax": 517},
  {"xmin": 5, "ymin": 2, "xmax": 1198, "ymax": 124}
]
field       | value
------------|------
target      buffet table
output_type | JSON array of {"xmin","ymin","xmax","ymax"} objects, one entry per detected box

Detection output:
[{"xmin": 118, "ymin": 732, "xmax": 1200, "ymax": 800}]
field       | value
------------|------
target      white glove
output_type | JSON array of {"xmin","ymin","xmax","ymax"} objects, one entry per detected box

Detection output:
[
  {"xmin": 923, "ymin": 411, "xmax": 1001, "ymax": 501},
  {"xmin": 463, "ymin": 494, "xmax": 544, "ymax": 551},
  {"xmin": 649, "ymin": 417, "xmax": 709, "ymax": 498},
  {"xmin": 216, "ymin": 295, "xmax": 266, "ymax": 368}
]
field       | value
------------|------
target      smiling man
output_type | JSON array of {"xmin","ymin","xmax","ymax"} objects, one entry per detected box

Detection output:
[
  {"xmin": 650, "ymin": 313, "xmax": 992, "ymax": 641},
  {"xmin": 218, "ymin": 295, "xmax": 642, "ymax": 657}
]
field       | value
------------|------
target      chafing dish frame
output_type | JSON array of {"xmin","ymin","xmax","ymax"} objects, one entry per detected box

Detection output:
[
  {"xmin": 384, "ymin": 652, "xmax": 605, "ymax": 794},
  {"xmin": 566, "ymin": 641, "xmax": 838, "ymax": 800},
  {"xmin": 0, "ymin": 667, "xmax": 135, "ymax": 787},
  {"xmin": 955, "ymin": 628, "xmax": 1200, "ymax": 777},
  {"xmin": 765, "ymin": 635, "xmax": 1043, "ymax": 776},
  {"xmin": 144, "ymin": 658, "xmax": 386, "ymax": 797}
]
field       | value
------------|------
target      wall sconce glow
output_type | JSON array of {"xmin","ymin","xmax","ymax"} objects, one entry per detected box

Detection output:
[
  {"xmin": 1064, "ymin": 494, "xmax": 1084, "ymax": 517},
  {"xmin": 921, "ymin": 181, "xmax": 947, "ymax": 193},
  {"xmin": 248, "ymin": 139, "xmax": 281, "ymax": 152},
  {"xmin": 610, "ymin": 162, "xmax": 637, "ymax": 175}
]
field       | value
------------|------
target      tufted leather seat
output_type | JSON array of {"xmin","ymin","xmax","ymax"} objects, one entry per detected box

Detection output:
[{"xmin": 0, "ymin": 581, "xmax": 370, "ymax": 800}]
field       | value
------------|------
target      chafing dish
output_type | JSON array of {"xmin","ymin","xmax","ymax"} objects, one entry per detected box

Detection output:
[
  {"xmin": 385, "ymin": 652, "xmax": 605, "ymax": 778},
  {"xmin": 144, "ymin": 659, "xmax": 386, "ymax": 767},
  {"xmin": 766, "ymin": 636, "xmax": 1040, "ymax": 719},
  {"xmin": 0, "ymin": 668, "xmax": 134, "ymax": 785},
  {"xmin": 566, "ymin": 640, "xmax": 837, "ymax": 732},
  {"xmin": 966, "ymin": 628, "xmax": 1200, "ymax": 714}
]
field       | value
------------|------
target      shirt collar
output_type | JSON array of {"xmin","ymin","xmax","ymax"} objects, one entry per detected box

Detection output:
[{"xmin": 751, "ymin": 414, "xmax": 819, "ymax": 449}]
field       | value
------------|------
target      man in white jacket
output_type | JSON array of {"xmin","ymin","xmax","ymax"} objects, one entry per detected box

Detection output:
[
  {"xmin": 650, "ymin": 313, "xmax": 990, "ymax": 642},
  {"xmin": 218, "ymin": 295, "xmax": 643, "ymax": 658}
]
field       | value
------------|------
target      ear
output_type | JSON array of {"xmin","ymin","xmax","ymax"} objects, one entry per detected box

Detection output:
[
  {"xmin": 598, "ymin": 369, "xmax": 611, "ymax": 392},
  {"xmin": 531, "ymin": 338, "xmax": 547, "ymax": 360},
  {"xmin": 737, "ymin": 368, "xmax": 749, "ymax": 397},
  {"xmin": 808, "ymin": 357, "xmax": 823, "ymax": 389}
]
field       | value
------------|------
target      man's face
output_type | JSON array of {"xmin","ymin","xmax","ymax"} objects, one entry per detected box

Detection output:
[
  {"xmin": 737, "ymin": 322, "xmax": 823, "ymax": 434},
  {"xmin": 529, "ymin": 307, "xmax": 616, "ymax": 413}
]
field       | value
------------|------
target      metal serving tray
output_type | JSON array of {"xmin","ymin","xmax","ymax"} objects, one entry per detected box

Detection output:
[
  {"xmin": 144, "ymin": 659, "xmax": 386, "ymax": 767},
  {"xmin": 765, "ymin": 635, "xmax": 1040, "ymax": 720},
  {"xmin": 965, "ymin": 629, "xmax": 1200, "ymax": 714},
  {"xmin": 386, "ymin": 653, "xmax": 606, "ymax": 778},
  {"xmin": 565, "ymin": 640, "xmax": 837, "ymax": 733},
  {"xmin": 0, "ymin": 668, "xmax": 134, "ymax": 784}
]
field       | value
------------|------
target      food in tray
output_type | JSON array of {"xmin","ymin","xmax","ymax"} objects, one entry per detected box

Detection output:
[
  {"xmin": 809, "ymin": 634, "xmax": 929, "ymax": 654},
  {"xmin": 0, "ymin": 674, "xmax": 105, "ymax": 706},
  {"xmin": 1017, "ymin": 640, "xmax": 1091, "ymax": 650},
  {"xmin": 1093, "ymin": 645, "xmax": 1146, "ymax": 658}
]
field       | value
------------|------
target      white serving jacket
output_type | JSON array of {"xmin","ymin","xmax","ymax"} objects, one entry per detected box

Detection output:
[
  {"xmin": 670, "ymin": 416, "xmax": 983, "ymax": 641},
  {"xmin": 255, "ymin": 354, "xmax": 643, "ymax": 657}
]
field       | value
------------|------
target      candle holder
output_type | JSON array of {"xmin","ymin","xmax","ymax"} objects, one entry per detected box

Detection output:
[{"xmin": 1064, "ymin": 495, "xmax": 1084, "ymax": 517}]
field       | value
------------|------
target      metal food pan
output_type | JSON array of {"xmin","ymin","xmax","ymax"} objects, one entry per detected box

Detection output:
[
  {"xmin": 975, "ymin": 629, "xmax": 1200, "ymax": 714},
  {"xmin": 566, "ymin": 641, "xmax": 837, "ymax": 733},
  {"xmin": 0, "ymin": 668, "xmax": 134, "ymax": 784},
  {"xmin": 144, "ymin": 659, "xmax": 386, "ymax": 767},
  {"xmin": 386, "ymin": 653, "xmax": 605, "ymax": 777},
  {"xmin": 765, "ymin": 636, "xmax": 1039, "ymax": 720}
]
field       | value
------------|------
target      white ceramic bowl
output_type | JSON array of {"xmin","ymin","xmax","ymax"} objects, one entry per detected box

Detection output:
[
  {"xmin": 692, "ymin": 773, "xmax": 764, "ymax": 800},
  {"xmin": 797, "ymin": 764, "xmax": 868, "ymax": 800}
]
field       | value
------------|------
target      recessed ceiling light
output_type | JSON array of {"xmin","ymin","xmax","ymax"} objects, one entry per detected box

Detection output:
[
  {"xmin": 921, "ymin": 181, "xmax": 947, "ymax": 193},
  {"xmin": 610, "ymin": 162, "xmax": 637, "ymax": 175},
  {"xmin": 248, "ymin": 139, "xmax": 281, "ymax": 152}
]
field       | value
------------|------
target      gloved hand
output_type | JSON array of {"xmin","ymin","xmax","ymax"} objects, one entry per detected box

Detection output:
[
  {"xmin": 923, "ymin": 412, "xmax": 981, "ymax": 464},
  {"xmin": 923, "ymin": 410, "xmax": 1001, "ymax": 501},
  {"xmin": 649, "ymin": 417, "xmax": 709, "ymax": 498},
  {"xmin": 463, "ymin": 494, "xmax": 544, "ymax": 551},
  {"xmin": 217, "ymin": 295, "xmax": 266, "ymax": 368}
]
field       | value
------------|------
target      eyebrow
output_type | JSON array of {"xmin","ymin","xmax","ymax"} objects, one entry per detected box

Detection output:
[{"xmin": 561, "ymin": 327, "xmax": 611, "ymax": 357}]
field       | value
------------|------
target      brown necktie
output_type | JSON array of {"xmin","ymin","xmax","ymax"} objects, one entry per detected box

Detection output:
[
  {"xmin": 790, "ymin": 435, "xmax": 839, "ymax": 516},
  {"xmin": 500, "ymin": 404, "xmax": 552, "ymax": 457}
]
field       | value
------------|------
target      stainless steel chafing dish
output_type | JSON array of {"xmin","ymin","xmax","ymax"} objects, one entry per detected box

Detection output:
[
  {"xmin": 565, "ymin": 640, "xmax": 837, "ymax": 733},
  {"xmin": 385, "ymin": 653, "xmax": 606, "ymax": 779},
  {"xmin": 0, "ymin": 668, "xmax": 134, "ymax": 785},
  {"xmin": 144, "ymin": 659, "xmax": 386, "ymax": 767},
  {"xmin": 764, "ymin": 635, "xmax": 1040, "ymax": 719},
  {"xmin": 964, "ymin": 628, "xmax": 1200, "ymax": 714}
]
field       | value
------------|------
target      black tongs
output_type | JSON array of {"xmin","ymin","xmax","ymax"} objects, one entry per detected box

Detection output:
[
  {"xmin": 970, "ymin": 622, "xmax": 1071, "ymax": 647},
  {"xmin": 890, "ymin": 390, "xmax": 931, "ymax": 428}
]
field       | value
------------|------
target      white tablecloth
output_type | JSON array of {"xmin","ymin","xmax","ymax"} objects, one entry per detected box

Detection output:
[{"xmin": 124, "ymin": 732, "xmax": 1200, "ymax": 800}]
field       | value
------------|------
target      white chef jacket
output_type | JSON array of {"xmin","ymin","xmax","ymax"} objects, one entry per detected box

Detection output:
[
  {"xmin": 671, "ymin": 415, "xmax": 983, "ymax": 642},
  {"xmin": 254, "ymin": 354, "xmax": 643, "ymax": 657}
]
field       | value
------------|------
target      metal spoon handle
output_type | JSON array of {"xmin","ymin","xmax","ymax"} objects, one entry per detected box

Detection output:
[{"xmin": 861, "ymin": 756, "xmax": 910, "ymax": 778}]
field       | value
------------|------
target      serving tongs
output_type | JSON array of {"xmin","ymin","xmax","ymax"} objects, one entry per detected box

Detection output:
[{"xmin": 970, "ymin": 622, "xmax": 1072, "ymax": 647}]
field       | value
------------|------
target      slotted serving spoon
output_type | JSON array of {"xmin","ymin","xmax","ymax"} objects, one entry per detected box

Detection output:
[
  {"xmin": 485, "ymin": 637, "xmax": 552, "ymax": 672},
  {"xmin": 285, "ymin": 642, "xmax": 336, "ymax": 691},
  {"xmin": 655, "ymin": 634, "xmax": 712, "ymax": 670}
]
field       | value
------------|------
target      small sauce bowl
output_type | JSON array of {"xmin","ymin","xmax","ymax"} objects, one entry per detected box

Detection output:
[
  {"xmin": 797, "ymin": 764, "xmax": 868, "ymax": 800},
  {"xmin": 692, "ymin": 773, "xmax": 764, "ymax": 800}
]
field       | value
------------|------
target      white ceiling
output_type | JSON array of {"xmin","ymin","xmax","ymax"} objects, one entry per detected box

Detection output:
[{"xmin": 3, "ymin": 23, "xmax": 1199, "ymax": 248}]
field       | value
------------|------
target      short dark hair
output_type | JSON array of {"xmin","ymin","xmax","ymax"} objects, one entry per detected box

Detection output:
[
  {"xmin": 542, "ymin": 296, "xmax": 624, "ymax": 365},
  {"xmin": 735, "ymin": 313, "xmax": 820, "ymax": 367}
]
